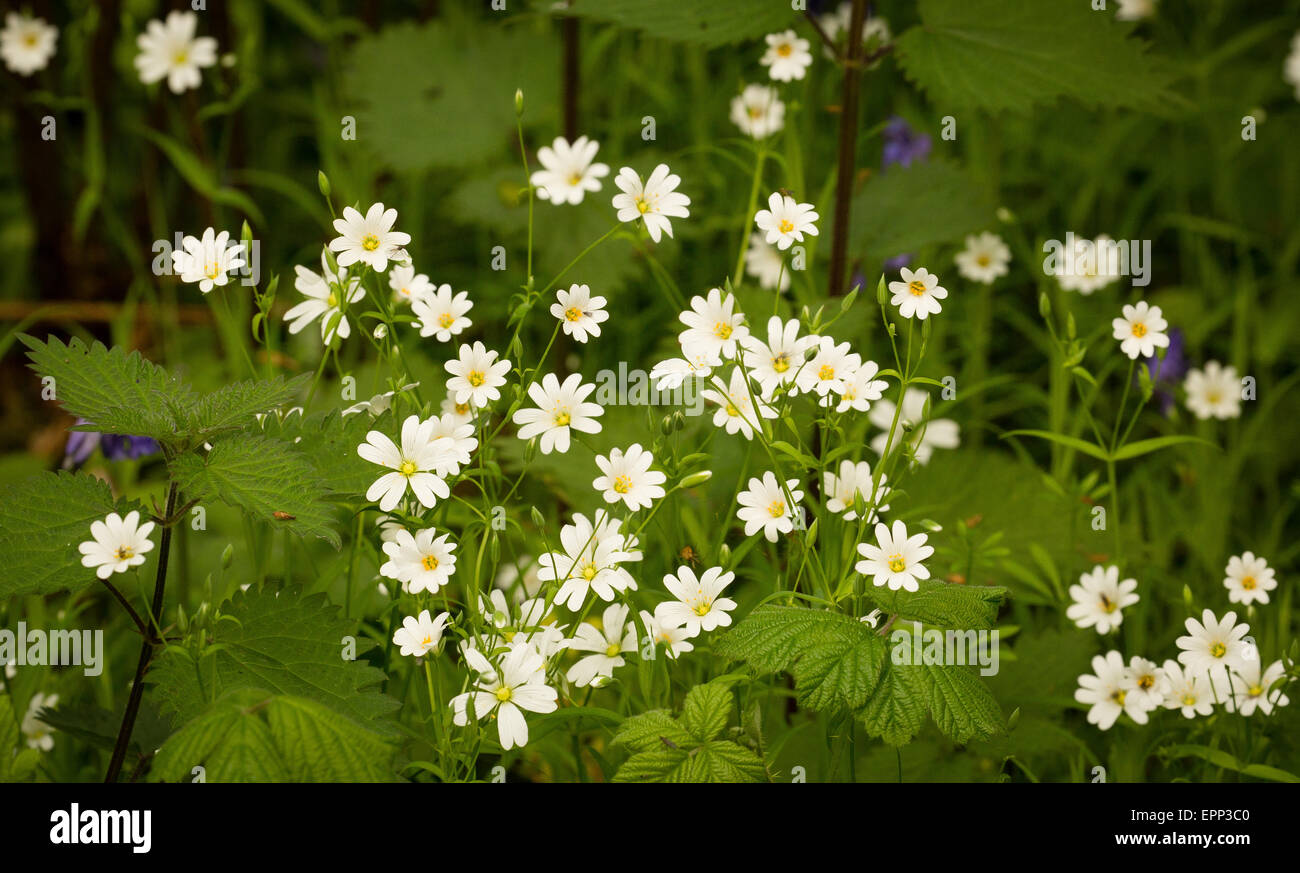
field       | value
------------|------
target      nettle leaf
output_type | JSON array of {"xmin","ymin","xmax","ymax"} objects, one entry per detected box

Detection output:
[
  {"xmin": 0, "ymin": 472, "xmax": 142, "ymax": 598},
  {"xmin": 170, "ymin": 435, "xmax": 340, "ymax": 546},
  {"xmin": 257, "ymin": 408, "xmax": 382, "ymax": 497},
  {"xmin": 612, "ymin": 680, "xmax": 765, "ymax": 783},
  {"xmin": 863, "ymin": 579, "xmax": 1008, "ymax": 629},
  {"xmin": 922, "ymin": 662, "xmax": 1005, "ymax": 745},
  {"xmin": 150, "ymin": 690, "xmax": 397, "ymax": 783},
  {"xmin": 183, "ymin": 375, "xmax": 309, "ymax": 440},
  {"xmin": 858, "ymin": 659, "xmax": 930, "ymax": 747},
  {"xmin": 561, "ymin": 0, "xmax": 795, "ymax": 48},
  {"xmin": 21, "ymin": 334, "xmax": 193, "ymax": 441},
  {"xmin": 147, "ymin": 585, "xmax": 400, "ymax": 733},
  {"xmin": 894, "ymin": 0, "xmax": 1178, "ymax": 114},
  {"xmin": 850, "ymin": 160, "xmax": 993, "ymax": 259}
]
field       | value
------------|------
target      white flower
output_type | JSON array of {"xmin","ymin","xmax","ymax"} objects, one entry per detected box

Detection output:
[
  {"xmin": 1066, "ymin": 565, "xmax": 1140, "ymax": 634},
  {"xmin": 79, "ymin": 511, "xmax": 156, "ymax": 580},
  {"xmin": 855, "ymin": 519, "xmax": 933, "ymax": 592},
  {"xmin": 1184, "ymin": 361, "xmax": 1241, "ymax": 420},
  {"xmin": 134, "ymin": 11, "xmax": 216, "ymax": 93},
  {"xmin": 836, "ymin": 360, "xmax": 888, "ymax": 413},
  {"xmin": 1112, "ymin": 300, "xmax": 1169, "ymax": 360},
  {"xmin": 742, "ymin": 316, "xmax": 812, "ymax": 396},
  {"xmin": 679, "ymin": 287, "xmax": 748, "ymax": 362},
  {"xmin": 612, "ymin": 163, "xmax": 690, "ymax": 243},
  {"xmin": 538, "ymin": 512, "xmax": 641, "ymax": 610},
  {"xmin": 1229, "ymin": 659, "xmax": 1290, "ymax": 716},
  {"xmin": 551, "ymin": 284, "xmax": 608, "ymax": 343},
  {"xmin": 953, "ymin": 232, "xmax": 1011, "ymax": 284},
  {"xmin": 512, "ymin": 373, "xmax": 603, "ymax": 455},
  {"xmin": 820, "ymin": 3, "xmax": 891, "ymax": 56},
  {"xmin": 1223, "ymin": 551, "xmax": 1276, "ymax": 606},
  {"xmin": 760, "ymin": 29, "xmax": 812, "ymax": 82},
  {"xmin": 284, "ymin": 248, "xmax": 364, "ymax": 343},
  {"xmin": 425, "ymin": 412, "xmax": 478, "ymax": 476},
  {"xmin": 1054, "ymin": 234, "xmax": 1120, "ymax": 295},
  {"xmin": 21, "ymin": 692, "xmax": 58, "ymax": 751},
  {"xmin": 440, "ymin": 395, "xmax": 477, "ymax": 426},
  {"xmin": 1127, "ymin": 656, "xmax": 1170, "ymax": 712},
  {"xmin": 1161, "ymin": 660, "xmax": 1216, "ymax": 719},
  {"xmin": 531, "ymin": 135, "xmax": 609, "ymax": 205},
  {"xmin": 171, "ymin": 227, "xmax": 246, "ymax": 293},
  {"xmin": 412, "ymin": 284, "xmax": 474, "ymax": 342},
  {"xmin": 796, "ymin": 335, "xmax": 861, "ymax": 400},
  {"xmin": 566, "ymin": 602, "xmax": 637, "ymax": 687},
  {"xmin": 1115, "ymin": 0, "xmax": 1158, "ymax": 21},
  {"xmin": 387, "ymin": 264, "xmax": 435, "ymax": 306},
  {"xmin": 657, "ymin": 566, "xmax": 737, "ymax": 635},
  {"xmin": 703, "ymin": 366, "xmax": 778, "ymax": 440},
  {"xmin": 328, "ymin": 203, "xmax": 411, "ymax": 272},
  {"xmin": 343, "ymin": 383, "xmax": 418, "ymax": 417},
  {"xmin": 650, "ymin": 349, "xmax": 716, "ymax": 391},
  {"xmin": 450, "ymin": 645, "xmax": 557, "ymax": 751},
  {"xmin": 380, "ymin": 528, "xmax": 457, "ymax": 594},
  {"xmin": 392, "ymin": 609, "xmax": 451, "ymax": 659},
  {"xmin": 593, "ymin": 443, "xmax": 666, "ymax": 511},
  {"xmin": 444, "ymin": 341, "xmax": 511, "ymax": 409},
  {"xmin": 754, "ymin": 192, "xmax": 819, "ymax": 251},
  {"xmin": 888, "ymin": 266, "xmax": 948, "ymax": 320},
  {"xmin": 357, "ymin": 415, "xmax": 455, "ymax": 511},
  {"xmin": 824, "ymin": 460, "xmax": 889, "ymax": 521},
  {"xmin": 868, "ymin": 388, "xmax": 960, "ymax": 465},
  {"xmin": 730, "ymin": 84, "xmax": 786, "ymax": 138},
  {"xmin": 642, "ymin": 609, "xmax": 695, "ymax": 659},
  {"xmin": 737, "ymin": 472, "xmax": 804, "ymax": 542},
  {"xmin": 1176, "ymin": 609, "xmax": 1251, "ymax": 676},
  {"xmin": 1075, "ymin": 651, "xmax": 1150, "ymax": 729},
  {"xmin": 1, "ymin": 13, "xmax": 57, "ymax": 76},
  {"xmin": 743, "ymin": 232, "xmax": 791, "ymax": 292}
]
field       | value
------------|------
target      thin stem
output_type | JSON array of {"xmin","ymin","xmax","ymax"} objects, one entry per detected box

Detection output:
[
  {"xmin": 827, "ymin": 0, "xmax": 868, "ymax": 297},
  {"xmin": 99, "ymin": 578, "xmax": 149, "ymax": 639},
  {"xmin": 105, "ymin": 480, "xmax": 178, "ymax": 783}
]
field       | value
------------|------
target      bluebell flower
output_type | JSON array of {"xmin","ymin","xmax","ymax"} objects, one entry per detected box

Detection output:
[{"xmin": 882, "ymin": 116, "xmax": 931, "ymax": 169}]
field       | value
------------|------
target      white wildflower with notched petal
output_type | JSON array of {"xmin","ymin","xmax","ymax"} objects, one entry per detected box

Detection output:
[
  {"xmin": 1, "ymin": 13, "xmax": 57, "ymax": 76},
  {"xmin": 357, "ymin": 415, "xmax": 455, "ymax": 511},
  {"xmin": 1160, "ymin": 660, "xmax": 1215, "ymax": 719},
  {"xmin": 657, "ymin": 566, "xmax": 737, "ymax": 636},
  {"xmin": 1184, "ymin": 361, "xmax": 1242, "ymax": 420},
  {"xmin": 742, "ymin": 316, "xmax": 812, "ymax": 397},
  {"xmin": 392, "ymin": 609, "xmax": 451, "ymax": 659},
  {"xmin": 387, "ymin": 264, "xmax": 435, "ymax": 306},
  {"xmin": 754, "ymin": 192, "xmax": 819, "ymax": 251},
  {"xmin": 679, "ymin": 287, "xmax": 749, "ymax": 363},
  {"xmin": 796, "ymin": 335, "xmax": 861, "ymax": 400},
  {"xmin": 380, "ymin": 528, "xmax": 457, "ymax": 594},
  {"xmin": 284, "ymin": 248, "xmax": 364, "ymax": 343},
  {"xmin": 551, "ymin": 284, "xmax": 608, "ymax": 343},
  {"xmin": 737, "ymin": 472, "xmax": 804, "ymax": 542},
  {"xmin": 538, "ymin": 512, "xmax": 641, "ymax": 610},
  {"xmin": 868, "ymin": 388, "xmax": 960, "ymax": 465},
  {"xmin": 730, "ymin": 84, "xmax": 786, "ymax": 139},
  {"xmin": 450, "ymin": 646, "xmax": 557, "ymax": 751},
  {"xmin": 329, "ymin": 202, "xmax": 411, "ymax": 272},
  {"xmin": 531, "ymin": 135, "xmax": 609, "ymax": 205},
  {"xmin": 836, "ymin": 360, "xmax": 888, "ymax": 414},
  {"xmin": 1112, "ymin": 300, "xmax": 1169, "ymax": 360},
  {"xmin": 171, "ymin": 227, "xmax": 246, "ymax": 293},
  {"xmin": 703, "ymin": 366, "xmax": 778, "ymax": 440},
  {"xmin": 513, "ymin": 373, "xmax": 603, "ymax": 455},
  {"xmin": 825, "ymin": 460, "xmax": 889, "ymax": 522},
  {"xmin": 642, "ymin": 609, "xmax": 695, "ymax": 659},
  {"xmin": 1229, "ymin": 659, "xmax": 1290, "ymax": 716},
  {"xmin": 953, "ymin": 232, "xmax": 1011, "ymax": 284},
  {"xmin": 593, "ymin": 443, "xmax": 666, "ymax": 511},
  {"xmin": 612, "ymin": 163, "xmax": 690, "ymax": 243},
  {"xmin": 566, "ymin": 602, "xmax": 637, "ymax": 688},
  {"xmin": 855, "ymin": 520, "xmax": 933, "ymax": 592},
  {"xmin": 412, "ymin": 284, "xmax": 474, "ymax": 342},
  {"xmin": 1176, "ymin": 609, "xmax": 1251, "ymax": 676},
  {"xmin": 79, "ymin": 511, "xmax": 156, "ymax": 579},
  {"xmin": 1066, "ymin": 565, "xmax": 1139, "ymax": 634},
  {"xmin": 1223, "ymin": 551, "xmax": 1276, "ymax": 606},
  {"xmin": 1075, "ymin": 651, "xmax": 1150, "ymax": 730},
  {"xmin": 134, "ymin": 11, "xmax": 216, "ymax": 94},
  {"xmin": 444, "ymin": 341, "xmax": 511, "ymax": 409},
  {"xmin": 888, "ymin": 266, "xmax": 948, "ymax": 320},
  {"xmin": 760, "ymin": 29, "xmax": 812, "ymax": 81}
]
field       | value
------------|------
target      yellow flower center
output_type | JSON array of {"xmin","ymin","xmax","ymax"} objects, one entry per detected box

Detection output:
[
  {"xmin": 1248, "ymin": 684, "xmax": 1263, "ymax": 697},
  {"xmin": 613, "ymin": 475, "xmax": 632, "ymax": 494},
  {"xmin": 1182, "ymin": 693, "xmax": 1197, "ymax": 706},
  {"xmin": 714, "ymin": 322, "xmax": 733, "ymax": 339},
  {"xmin": 776, "ymin": 43, "xmax": 792, "ymax": 57},
  {"xmin": 455, "ymin": 402, "xmax": 471, "ymax": 415},
  {"xmin": 1210, "ymin": 642, "xmax": 1226, "ymax": 658},
  {"xmin": 495, "ymin": 686, "xmax": 513, "ymax": 702},
  {"xmin": 725, "ymin": 402, "xmax": 740, "ymax": 417},
  {"xmin": 361, "ymin": 233, "xmax": 381, "ymax": 252},
  {"xmin": 818, "ymin": 364, "xmax": 835, "ymax": 381},
  {"xmin": 693, "ymin": 602, "xmax": 711, "ymax": 616},
  {"xmin": 173, "ymin": 50, "xmax": 188, "ymax": 65},
  {"xmin": 565, "ymin": 306, "xmax": 584, "ymax": 322},
  {"xmin": 206, "ymin": 264, "xmax": 221, "ymax": 280},
  {"xmin": 1206, "ymin": 391, "xmax": 1222, "ymax": 404},
  {"xmin": 636, "ymin": 197, "xmax": 650, "ymax": 214},
  {"xmin": 1240, "ymin": 575, "xmax": 1256, "ymax": 590},
  {"xmin": 767, "ymin": 499, "xmax": 786, "ymax": 518},
  {"xmin": 399, "ymin": 459, "xmax": 418, "ymax": 477},
  {"xmin": 115, "ymin": 546, "xmax": 135, "ymax": 561},
  {"xmin": 438, "ymin": 313, "xmax": 455, "ymax": 328},
  {"xmin": 420, "ymin": 635, "xmax": 433, "ymax": 648},
  {"xmin": 1099, "ymin": 594, "xmax": 1118, "ymax": 614},
  {"xmin": 1111, "ymin": 689, "xmax": 1127, "ymax": 705},
  {"xmin": 581, "ymin": 563, "xmax": 597, "ymax": 581},
  {"xmin": 976, "ymin": 255, "xmax": 990, "ymax": 266},
  {"xmin": 908, "ymin": 280, "xmax": 927, "ymax": 296},
  {"xmin": 888, "ymin": 555, "xmax": 906, "ymax": 573},
  {"xmin": 568, "ymin": 172, "xmax": 583, "ymax": 186},
  {"xmin": 554, "ymin": 411, "xmax": 571, "ymax": 427},
  {"xmin": 748, "ymin": 106, "xmax": 763, "ymax": 119},
  {"xmin": 604, "ymin": 642, "xmax": 621, "ymax": 657},
  {"xmin": 468, "ymin": 370, "xmax": 485, "ymax": 387},
  {"xmin": 1138, "ymin": 674, "xmax": 1154, "ymax": 689},
  {"xmin": 1131, "ymin": 322, "xmax": 1147, "ymax": 338},
  {"xmin": 772, "ymin": 355, "xmax": 790, "ymax": 373},
  {"xmin": 421, "ymin": 554, "xmax": 439, "ymax": 572},
  {"xmin": 24, "ymin": 34, "xmax": 39, "ymax": 47},
  {"xmin": 778, "ymin": 219, "xmax": 794, "ymax": 233}
]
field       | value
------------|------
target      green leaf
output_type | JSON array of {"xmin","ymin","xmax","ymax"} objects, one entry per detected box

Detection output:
[
  {"xmin": 680, "ymin": 681, "xmax": 732, "ymax": 743},
  {"xmin": 894, "ymin": 0, "xmax": 1177, "ymax": 114},
  {"xmin": 0, "ymin": 472, "xmax": 140, "ymax": 598},
  {"xmin": 184, "ymin": 375, "xmax": 309, "ymax": 440},
  {"xmin": 257, "ymin": 408, "xmax": 382, "ymax": 497},
  {"xmin": 21, "ymin": 334, "xmax": 193, "ymax": 441},
  {"xmin": 560, "ymin": 0, "xmax": 795, "ymax": 48},
  {"xmin": 863, "ymin": 579, "xmax": 1008, "ymax": 629},
  {"xmin": 170, "ymin": 435, "xmax": 340, "ymax": 547},
  {"xmin": 150, "ymin": 690, "xmax": 397, "ymax": 783},
  {"xmin": 147, "ymin": 586, "xmax": 399, "ymax": 733},
  {"xmin": 1110, "ymin": 434, "xmax": 1217, "ymax": 461},
  {"xmin": 0, "ymin": 695, "xmax": 41, "ymax": 783},
  {"xmin": 850, "ymin": 160, "xmax": 994, "ymax": 259},
  {"xmin": 858, "ymin": 659, "xmax": 930, "ymax": 747},
  {"xmin": 132, "ymin": 126, "xmax": 265, "ymax": 224},
  {"xmin": 1000, "ymin": 429, "xmax": 1110, "ymax": 462},
  {"xmin": 1158, "ymin": 744, "xmax": 1300, "ymax": 784},
  {"xmin": 922, "ymin": 661, "xmax": 1005, "ymax": 745}
]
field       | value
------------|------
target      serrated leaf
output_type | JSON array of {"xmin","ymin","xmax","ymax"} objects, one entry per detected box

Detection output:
[
  {"xmin": 170, "ymin": 435, "xmax": 340, "ymax": 546},
  {"xmin": 849, "ymin": 160, "xmax": 994, "ymax": 259},
  {"xmin": 0, "ymin": 472, "xmax": 141, "ymax": 598},
  {"xmin": 858, "ymin": 659, "xmax": 930, "ymax": 747},
  {"xmin": 147, "ymin": 586, "xmax": 399, "ymax": 733},
  {"xmin": 21, "ymin": 334, "xmax": 192, "ymax": 441},
  {"xmin": 184, "ymin": 375, "xmax": 309, "ymax": 439},
  {"xmin": 561, "ymin": 0, "xmax": 795, "ymax": 48},
  {"xmin": 922, "ymin": 662, "xmax": 1005, "ymax": 745},
  {"xmin": 864, "ymin": 579, "xmax": 1008, "ymax": 629},
  {"xmin": 258, "ymin": 408, "xmax": 382, "ymax": 496},
  {"xmin": 680, "ymin": 681, "xmax": 731, "ymax": 743},
  {"xmin": 894, "ymin": 0, "xmax": 1177, "ymax": 114},
  {"xmin": 612, "ymin": 710, "xmax": 692, "ymax": 753}
]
